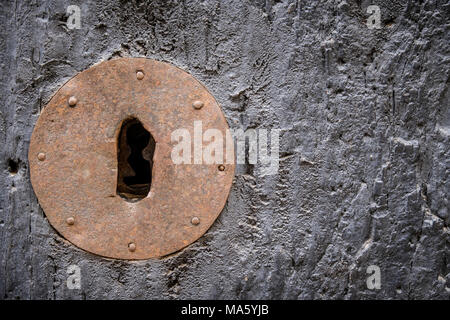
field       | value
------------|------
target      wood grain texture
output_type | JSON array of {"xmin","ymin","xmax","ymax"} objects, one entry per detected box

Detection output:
[{"xmin": 0, "ymin": 0, "xmax": 448, "ymax": 299}]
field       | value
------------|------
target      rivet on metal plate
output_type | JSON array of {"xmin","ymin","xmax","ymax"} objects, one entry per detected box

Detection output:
[
  {"xmin": 128, "ymin": 242, "xmax": 136, "ymax": 252},
  {"xmin": 192, "ymin": 100, "xmax": 204, "ymax": 110},
  {"xmin": 68, "ymin": 96, "xmax": 77, "ymax": 107},
  {"xmin": 136, "ymin": 71, "xmax": 144, "ymax": 80}
]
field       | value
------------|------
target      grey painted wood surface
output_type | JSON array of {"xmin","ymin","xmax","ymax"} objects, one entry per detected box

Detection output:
[{"xmin": 0, "ymin": 0, "xmax": 448, "ymax": 299}]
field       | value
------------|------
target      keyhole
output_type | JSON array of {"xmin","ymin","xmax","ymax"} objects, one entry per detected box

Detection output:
[{"xmin": 116, "ymin": 118, "xmax": 155, "ymax": 201}]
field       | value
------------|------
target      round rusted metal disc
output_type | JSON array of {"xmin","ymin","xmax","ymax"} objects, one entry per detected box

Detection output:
[{"xmin": 29, "ymin": 58, "xmax": 235, "ymax": 259}]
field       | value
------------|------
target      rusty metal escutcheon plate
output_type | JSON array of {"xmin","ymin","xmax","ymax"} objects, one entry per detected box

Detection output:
[{"xmin": 29, "ymin": 58, "xmax": 235, "ymax": 259}]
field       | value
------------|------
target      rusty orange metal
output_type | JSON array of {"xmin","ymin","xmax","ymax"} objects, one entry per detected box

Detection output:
[{"xmin": 29, "ymin": 58, "xmax": 235, "ymax": 259}]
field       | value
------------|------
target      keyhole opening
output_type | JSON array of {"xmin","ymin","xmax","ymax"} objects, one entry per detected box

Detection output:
[{"xmin": 116, "ymin": 118, "xmax": 155, "ymax": 201}]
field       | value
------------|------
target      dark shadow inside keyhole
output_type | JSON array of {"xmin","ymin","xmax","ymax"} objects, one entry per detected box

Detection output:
[{"xmin": 117, "ymin": 118, "xmax": 155, "ymax": 201}]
